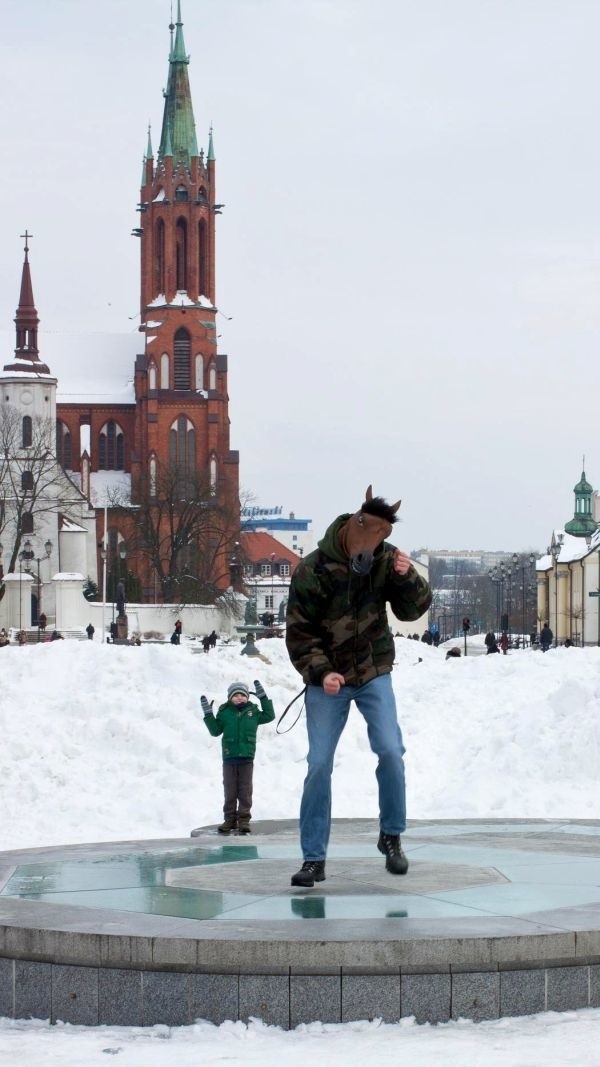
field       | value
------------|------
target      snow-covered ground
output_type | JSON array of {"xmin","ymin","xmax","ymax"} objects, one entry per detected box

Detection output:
[{"xmin": 1, "ymin": 635, "xmax": 600, "ymax": 1063}]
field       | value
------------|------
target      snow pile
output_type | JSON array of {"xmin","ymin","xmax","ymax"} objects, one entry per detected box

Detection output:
[{"xmin": 1, "ymin": 638, "xmax": 599, "ymax": 851}]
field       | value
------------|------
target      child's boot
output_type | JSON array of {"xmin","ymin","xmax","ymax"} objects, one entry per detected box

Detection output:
[{"xmin": 217, "ymin": 818, "xmax": 237, "ymax": 834}]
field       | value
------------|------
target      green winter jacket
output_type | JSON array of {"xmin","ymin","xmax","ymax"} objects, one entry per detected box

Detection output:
[
  {"xmin": 203, "ymin": 695, "xmax": 275, "ymax": 759},
  {"xmin": 286, "ymin": 514, "xmax": 432, "ymax": 687}
]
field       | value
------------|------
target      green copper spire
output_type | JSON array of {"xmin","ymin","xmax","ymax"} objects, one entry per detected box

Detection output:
[
  {"xmin": 146, "ymin": 123, "xmax": 153, "ymax": 159},
  {"xmin": 564, "ymin": 462, "xmax": 597, "ymax": 537},
  {"xmin": 207, "ymin": 124, "xmax": 215, "ymax": 161},
  {"xmin": 158, "ymin": 1, "xmax": 198, "ymax": 170}
]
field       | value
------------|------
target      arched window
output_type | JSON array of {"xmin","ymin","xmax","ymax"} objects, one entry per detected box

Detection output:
[
  {"xmin": 175, "ymin": 185, "xmax": 188, "ymax": 201},
  {"xmin": 210, "ymin": 453, "xmax": 217, "ymax": 492},
  {"xmin": 195, "ymin": 355, "xmax": 203, "ymax": 391},
  {"xmin": 208, "ymin": 362, "xmax": 216, "ymax": 391},
  {"xmin": 176, "ymin": 217, "xmax": 188, "ymax": 290},
  {"xmin": 148, "ymin": 362, "xmax": 157, "ymax": 390},
  {"xmin": 160, "ymin": 353, "xmax": 169, "ymax": 389},
  {"xmin": 149, "ymin": 454, "xmax": 157, "ymax": 496},
  {"xmin": 99, "ymin": 421, "xmax": 125, "ymax": 470},
  {"xmin": 198, "ymin": 219, "xmax": 208, "ymax": 296},
  {"xmin": 169, "ymin": 415, "xmax": 196, "ymax": 499},
  {"xmin": 22, "ymin": 416, "xmax": 32, "ymax": 448},
  {"xmin": 155, "ymin": 219, "xmax": 165, "ymax": 295},
  {"xmin": 174, "ymin": 328, "xmax": 191, "ymax": 390},
  {"xmin": 56, "ymin": 420, "xmax": 72, "ymax": 469},
  {"xmin": 22, "ymin": 512, "xmax": 34, "ymax": 534}
]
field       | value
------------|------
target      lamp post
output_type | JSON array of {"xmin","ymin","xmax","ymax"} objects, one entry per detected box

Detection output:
[
  {"xmin": 35, "ymin": 538, "xmax": 53, "ymax": 642},
  {"xmin": 549, "ymin": 539, "xmax": 562, "ymax": 647},
  {"xmin": 488, "ymin": 567, "xmax": 501, "ymax": 635},
  {"xmin": 0, "ymin": 541, "xmax": 3, "ymax": 583},
  {"xmin": 113, "ymin": 542, "xmax": 127, "ymax": 628},
  {"xmin": 514, "ymin": 553, "xmax": 536, "ymax": 649},
  {"xmin": 20, "ymin": 539, "xmax": 35, "ymax": 635},
  {"xmin": 270, "ymin": 552, "xmax": 275, "ymax": 620},
  {"xmin": 100, "ymin": 545, "xmax": 107, "ymax": 643}
]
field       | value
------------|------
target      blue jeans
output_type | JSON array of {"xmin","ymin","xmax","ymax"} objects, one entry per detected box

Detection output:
[{"xmin": 299, "ymin": 673, "xmax": 406, "ymax": 860}]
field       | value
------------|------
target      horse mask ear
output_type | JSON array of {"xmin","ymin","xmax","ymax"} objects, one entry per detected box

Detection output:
[{"xmin": 363, "ymin": 485, "xmax": 402, "ymax": 516}]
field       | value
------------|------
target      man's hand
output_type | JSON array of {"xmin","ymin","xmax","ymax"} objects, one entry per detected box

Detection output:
[
  {"xmin": 392, "ymin": 549, "xmax": 412, "ymax": 576},
  {"xmin": 323, "ymin": 672, "xmax": 345, "ymax": 695}
]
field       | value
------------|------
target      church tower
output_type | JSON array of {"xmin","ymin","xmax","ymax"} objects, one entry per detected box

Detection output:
[{"xmin": 133, "ymin": 1, "xmax": 238, "ymax": 519}]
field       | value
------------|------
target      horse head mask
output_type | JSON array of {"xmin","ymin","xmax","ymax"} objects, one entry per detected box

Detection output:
[{"xmin": 339, "ymin": 485, "xmax": 401, "ymax": 576}]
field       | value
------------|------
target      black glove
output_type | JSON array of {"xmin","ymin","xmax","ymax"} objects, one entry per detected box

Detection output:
[
  {"xmin": 200, "ymin": 695, "xmax": 214, "ymax": 715},
  {"xmin": 253, "ymin": 679, "xmax": 267, "ymax": 700}
]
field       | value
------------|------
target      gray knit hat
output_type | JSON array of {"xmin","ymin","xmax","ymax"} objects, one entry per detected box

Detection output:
[{"xmin": 227, "ymin": 681, "xmax": 249, "ymax": 702}]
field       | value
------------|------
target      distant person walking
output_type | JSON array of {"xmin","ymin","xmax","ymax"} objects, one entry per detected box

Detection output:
[
  {"xmin": 86, "ymin": 623, "xmax": 95, "ymax": 641},
  {"xmin": 486, "ymin": 636, "xmax": 500, "ymax": 654},
  {"xmin": 499, "ymin": 631, "xmax": 509, "ymax": 655},
  {"xmin": 540, "ymin": 622, "xmax": 553, "ymax": 652}
]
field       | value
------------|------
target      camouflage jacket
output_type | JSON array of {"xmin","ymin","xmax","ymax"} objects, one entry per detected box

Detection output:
[{"xmin": 286, "ymin": 514, "xmax": 432, "ymax": 687}]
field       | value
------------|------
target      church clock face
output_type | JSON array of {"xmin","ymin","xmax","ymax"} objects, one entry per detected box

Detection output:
[{"xmin": 20, "ymin": 389, "xmax": 33, "ymax": 406}]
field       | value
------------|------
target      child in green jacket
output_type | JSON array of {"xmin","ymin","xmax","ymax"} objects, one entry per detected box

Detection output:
[{"xmin": 201, "ymin": 679, "xmax": 275, "ymax": 834}]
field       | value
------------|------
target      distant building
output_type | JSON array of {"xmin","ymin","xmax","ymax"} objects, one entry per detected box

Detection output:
[
  {"xmin": 538, "ymin": 466, "xmax": 600, "ymax": 646},
  {"xmin": 240, "ymin": 531, "xmax": 301, "ymax": 620},
  {"xmin": 241, "ymin": 506, "xmax": 313, "ymax": 558}
]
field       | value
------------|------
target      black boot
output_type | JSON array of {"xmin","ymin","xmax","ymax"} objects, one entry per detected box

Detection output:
[
  {"xmin": 238, "ymin": 817, "xmax": 251, "ymax": 835},
  {"xmin": 377, "ymin": 832, "xmax": 409, "ymax": 875},
  {"xmin": 218, "ymin": 818, "xmax": 237, "ymax": 834},
  {"xmin": 291, "ymin": 860, "xmax": 326, "ymax": 887}
]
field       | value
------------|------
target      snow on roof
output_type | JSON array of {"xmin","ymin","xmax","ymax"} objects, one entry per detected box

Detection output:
[
  {"xmin": 536, "ymin": 527, "xmax": 600, "ymax": 570},
  {"xmin": 60, "ymin": 518, "xmax": 86, "ymax": 533}
]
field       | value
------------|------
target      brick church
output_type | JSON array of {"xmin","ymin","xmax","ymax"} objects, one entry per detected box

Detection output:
[{"xmin": 3, "ymin": 3, "xmax": 240, "ymax": 608}]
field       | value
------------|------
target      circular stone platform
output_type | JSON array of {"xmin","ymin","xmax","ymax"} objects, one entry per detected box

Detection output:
[{"xmin": 0, "ymin": 819, "xmax": 599, "ymax": 1027}]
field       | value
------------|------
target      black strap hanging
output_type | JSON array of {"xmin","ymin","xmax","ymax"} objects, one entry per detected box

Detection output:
[{"xmin": 276, "ymin": 686, "xmax": 307, "ymax": 734}]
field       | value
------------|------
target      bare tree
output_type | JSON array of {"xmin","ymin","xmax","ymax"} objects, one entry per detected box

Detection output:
[
  {"xmin": 108, "ymin": 462, "xmax": 245, "ymax": 609},
  {"xmin": 0, "ymin": 404, "xmax": 83, "ymax": 582}
]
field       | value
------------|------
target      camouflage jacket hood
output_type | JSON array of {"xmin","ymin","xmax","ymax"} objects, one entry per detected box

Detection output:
[{"xmin": 286, "ymin": 514, "xmax": 432, "ymax": 687}]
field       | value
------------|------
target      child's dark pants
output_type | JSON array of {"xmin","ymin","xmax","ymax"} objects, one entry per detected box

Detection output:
[{"xmin": 223, "ymin": 761, "xmax": 254, "ymax": 820}]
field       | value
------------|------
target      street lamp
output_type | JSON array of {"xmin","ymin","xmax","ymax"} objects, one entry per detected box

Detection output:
[
  {"xmin": 19, "ymin": 539, "xmax": 35, "ymax": 636},
  {"xmin": 113, "ymin": 541, "xmax": 127, "ymax": 628},
  {"xmin": 270, "ymin": 553, "xmax": 276, "ymax": 620},
  {"xmin": 549, "ymin": 538, "xmax": 562, "ymax": 647},
  {"xmin": 35, "ymin": 538, "xmax": 53, "ymax": 642},
  {"xmin": 100, "ymin": 545, "xmax": 107, "ymax": 642}
]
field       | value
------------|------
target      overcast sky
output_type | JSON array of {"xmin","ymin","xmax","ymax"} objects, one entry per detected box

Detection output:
[{"xmin": 2, "ymin": 0, "xmax": 600, "ymax": 553}]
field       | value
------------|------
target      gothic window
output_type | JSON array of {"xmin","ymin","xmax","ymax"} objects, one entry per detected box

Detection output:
[
  {"xmin": 208, "ymin": 362, "xmax": 216, "ymax": 391},
  {"xmin": 56, "ymin": 420, "xmax": 72, "ymax": 469},
  {"xmin": 174, "ymin": 328, "xmax": 191, "ymax": 390},
  {"xmin": 210, "ymin": 453, "xmax": 217, "ymax": 492},
  {"xmin": 197, "ymin": 185, "xmax": 208, "ymax": 204},
  {"xmin": 160, "ymin": 352, "xmax": 169, "ymax": 389},
  {"xmin": 198, "ymin": 218, "xmax": 207, "ymax": 295},
  {"xmin": 21, "ymin": 470, "xmax": 33, "ymax": 491},
  {"xmin": 155, "ymin": 219, "xmax": 165, "ymax": 295},
  {"xmin": 149, "ymin": 454, "xmax": 157, "ymax": 496},
  {"xmin": 99, "ymin": 421, "xmax": 125, "ymax": 470},
  {"xmin": 175, "ymin": 217, "xmax": 188, "ymax": 290},
  {"xmin": 169, "ymin": 415, "xmax": 196, "ymax": 499},
  {"xmin": 22, "ymin": 512, "xmax": 34, "ymax": 534},
  {"xmin": 195, "ymin": 355, "xmax": 203, "ymax": 390},
  {"xmin": 22, "ymin": 415, "xmax": 32, "ymax": 448},
  {"xmin": 175, "ymin": 185, "xmax": 188, "ymax": 201},
  {"xmin": 148, "ymin": 362, "xmax": 157, "ymax": 390}
]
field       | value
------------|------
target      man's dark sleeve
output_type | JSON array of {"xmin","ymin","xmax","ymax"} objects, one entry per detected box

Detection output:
[
  {"xmin": 285, "ymin": 562, "xmax": 334, "ymax": 686},
  {"xmin": 386, "ymin": 559, "xmax": 432, "ymax": 622}
]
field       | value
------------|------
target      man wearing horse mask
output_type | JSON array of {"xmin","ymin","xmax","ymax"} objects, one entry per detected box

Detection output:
[{"xmin": 286, "ymin": 487, "xmax": 432, "ymax": 887}]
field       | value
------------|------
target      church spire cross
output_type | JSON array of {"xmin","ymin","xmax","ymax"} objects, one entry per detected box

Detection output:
[{"xmin": 20, "ymin": 230, "xmax": 33, "ymax": 258}]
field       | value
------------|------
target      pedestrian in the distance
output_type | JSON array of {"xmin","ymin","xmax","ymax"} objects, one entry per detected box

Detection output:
[
  {"xmin": 170, "ymin": 628, "xmax": 180, "ymax": 645},
  {"xmin": 39, "ymin": 613, "xmax": 47, "ymax": 633},
  {"xmin": 200, "ymin": 680, "xmax": 275, "ymax": 835},
  {"xmin": 540, "ymin": 622, "xmax": 553, "ymax": 652},
  {"xmin": 86, "ymin": 623, "xmax": 95, "ymax": 641},
  {"xmin": 499, "ymin": 631, "xmax": 509, "ymax": 655}
]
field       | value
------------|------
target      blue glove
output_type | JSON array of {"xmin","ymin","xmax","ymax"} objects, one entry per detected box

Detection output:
[
  {"xmin": 200, "ymin": 695, "xmax": 214, "ymax": 716},
  {"xmin": 253, "ymin": 679, "xmax": 267, "ymax": 700}
]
